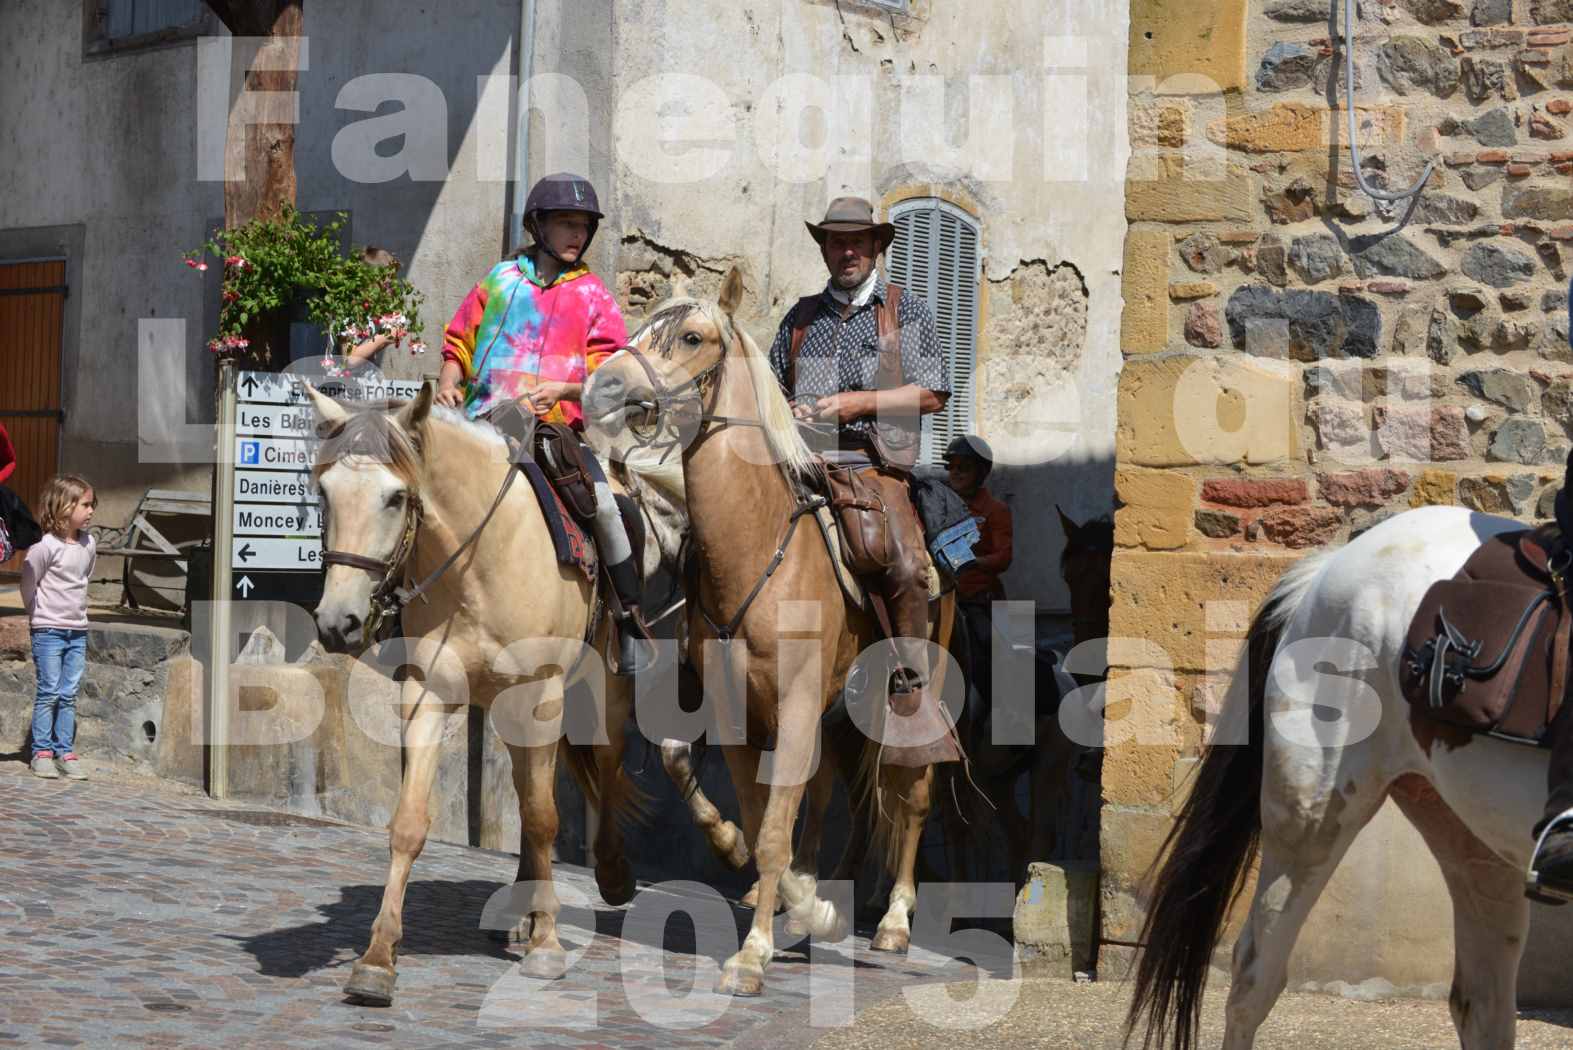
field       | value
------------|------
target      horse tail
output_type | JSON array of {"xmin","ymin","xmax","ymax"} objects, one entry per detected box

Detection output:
[
  {"xmin": 561, "ymin": 741, "xmax": 651, "ymax": 830},
  {"xmin": 1123, "ymin": 552, "xmax": 1328, "ymax": 1050}
]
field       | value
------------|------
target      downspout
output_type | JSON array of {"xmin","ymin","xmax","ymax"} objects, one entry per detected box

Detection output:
[{"xmin": 509, "ymin": 0, "xmax": 539, "ymax": 256}]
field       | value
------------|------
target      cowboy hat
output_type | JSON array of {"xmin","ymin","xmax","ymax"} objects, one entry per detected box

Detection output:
[{"xmin": 805, "ymin": 197, "xmax": 896, "ymax": 253}]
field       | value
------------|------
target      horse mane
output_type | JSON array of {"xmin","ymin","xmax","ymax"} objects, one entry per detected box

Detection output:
[
  {"xmin": 630, "ymin": 297, "xmax": 814, "ymax": 485},
  {"xmin": 312, "ymin": 401, "xmax": 505, "ymax": 488}
]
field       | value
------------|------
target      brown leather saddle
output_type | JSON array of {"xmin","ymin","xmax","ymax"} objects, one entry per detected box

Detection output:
[
  {"xmin": 486, "ymin": 403, "xmax": 645, "ymax": 574},
  {"xmin": 1400, "ymin": 525, "xmax": 1572, "ymax": 746}
]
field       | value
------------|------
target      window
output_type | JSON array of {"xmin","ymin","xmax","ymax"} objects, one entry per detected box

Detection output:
[
  {"xmin": 885, "ymin": 198, "xmax": 980, "ymax": 465},
  {"xmin": 86, "ymin": 0, "xmax": 211, "ymax": 55}
]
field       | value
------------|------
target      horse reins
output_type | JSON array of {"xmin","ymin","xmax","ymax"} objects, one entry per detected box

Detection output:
[
  {"xmin": 320, "ymin": 429, "xmax": 524, "ymax": 643},
  {"xmin": 617, "ymin": 335, "xmax": 827, "ymax": 644}
]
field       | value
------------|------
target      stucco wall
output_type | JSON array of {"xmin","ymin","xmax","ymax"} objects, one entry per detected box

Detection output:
[
  {"xmin": 0, "ymin": 0, "xmax": 514, "ymax": 528},
  {"xmin": 538, "ymin": 0, "xmax": 1131, "ymax": 610},
  {"xmin": 1107, "ymin": 0, "xmax": 1573, "ymax": 1005}
]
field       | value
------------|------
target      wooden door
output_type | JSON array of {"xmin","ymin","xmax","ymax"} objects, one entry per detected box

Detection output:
[{"xmin": 0, "ymin": 260, "xmax": 66, "ymax": 571}]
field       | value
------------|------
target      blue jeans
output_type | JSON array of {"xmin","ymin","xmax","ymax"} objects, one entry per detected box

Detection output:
[{"xmin": 31, "ymin": 628, "xmax": 87, "ymax": 757}]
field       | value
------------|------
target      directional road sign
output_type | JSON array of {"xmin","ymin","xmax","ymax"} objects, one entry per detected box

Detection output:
[{"xmin": 224, "ymin": 371, "xmax": 425, "ymax": 592}]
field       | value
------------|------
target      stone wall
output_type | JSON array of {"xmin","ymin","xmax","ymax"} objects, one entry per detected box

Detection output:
[
  {"xmin": 0, "ymin": 615, "xmax": 185, "ymax": 774},
  {"xmin": 1110, "ymin": 0, "xmax": 1573, "ymax": 1002}
]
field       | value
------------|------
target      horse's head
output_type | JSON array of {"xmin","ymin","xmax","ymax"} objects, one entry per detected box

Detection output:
[
  {"xmin": 305, "ymin": 383, "xmax": 432, "ymax": 652},
  {"xmin": 583, "ymin": 267, "xmax": 747, "ymax": 459},
  {"xmin": 1058, "ymin": 504, "xmax": 1114, "ymax": 647}
]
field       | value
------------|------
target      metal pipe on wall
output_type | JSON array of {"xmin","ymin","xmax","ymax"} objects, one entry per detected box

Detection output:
[{"xmin": 509, "ymin": 0, "xmax": 539, "ymax": 256}]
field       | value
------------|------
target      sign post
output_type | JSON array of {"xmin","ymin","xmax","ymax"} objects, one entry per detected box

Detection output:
[
  {"xmin": 207, "ymin": 369, "xmax": 427, "ymax": 801},
  {"xmin": 209, "ymin": 361, "xmax": 237, "ymax": 800}
]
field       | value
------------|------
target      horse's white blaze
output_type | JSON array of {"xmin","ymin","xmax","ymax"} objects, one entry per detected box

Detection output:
[{"xmin": 314, "ymin": 457, "xmax": 410, "ymax": 635}]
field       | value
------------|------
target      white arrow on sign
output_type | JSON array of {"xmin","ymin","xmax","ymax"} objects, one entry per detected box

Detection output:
[
  {"xmin": 232, "ymin": 537, "xmax": 324, "ymax": 571},
  {"xmin": 239, "ymin": 370, "xmax": 427, "ymax": 407},
  {"xmin": 236, "ymin": 576, "xmax": 254, "ymax": 597}
]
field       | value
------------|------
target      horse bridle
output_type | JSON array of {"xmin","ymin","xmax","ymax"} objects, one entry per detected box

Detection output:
[
  {"xmin": 321, "ymin": 492, "xmax": 425, "ymax": 643},
  {"xmin": 614, "ymin": 326, "xmax": 831, "ymax": 643},
  {"xmin": 318, "ymin": 417, "xmax": 524, "ymax": 644}
]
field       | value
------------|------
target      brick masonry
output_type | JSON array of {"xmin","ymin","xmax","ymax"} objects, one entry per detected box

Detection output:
[{"xmin": 1109, "ymin": 0, "xmax": 1573, "ymax": 975}]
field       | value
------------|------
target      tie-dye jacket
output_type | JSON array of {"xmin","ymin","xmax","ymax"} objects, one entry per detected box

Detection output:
[{"xmin": 441, "ymin": 255, "xmax": 628, "ymax": 428}]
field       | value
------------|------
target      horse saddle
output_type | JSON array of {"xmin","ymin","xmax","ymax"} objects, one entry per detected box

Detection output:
[
  {"xmin": 1400, "ymin": 525, "xmax": 1572, "ymax": 745},
  {"xmin": 483, "ymin": 404, "xmax": 643, "ymax": 584}
]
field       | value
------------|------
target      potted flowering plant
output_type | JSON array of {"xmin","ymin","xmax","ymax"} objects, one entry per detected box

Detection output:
[{"xmin": 184, "ymin": 206, "xmax": 427, "ymax": 372}]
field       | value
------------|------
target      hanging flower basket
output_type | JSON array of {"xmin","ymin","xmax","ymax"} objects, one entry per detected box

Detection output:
[{"xmin": 184, "ymin": 206, "xmax": 426, "ymax": 367}]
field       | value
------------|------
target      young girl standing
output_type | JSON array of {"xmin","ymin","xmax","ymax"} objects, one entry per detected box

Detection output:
[{"xmin": 21, "ymin": 475, "xmax": 96, "ymax": 780}]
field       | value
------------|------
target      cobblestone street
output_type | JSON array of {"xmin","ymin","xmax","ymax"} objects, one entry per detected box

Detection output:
[
  {"xmin": 6, "ymin": 760, "xmax": 1573, "ymax": 1049},
  {"xmin": 0, "ymin": 759, "xmax": 989, "ymax": 1049}
]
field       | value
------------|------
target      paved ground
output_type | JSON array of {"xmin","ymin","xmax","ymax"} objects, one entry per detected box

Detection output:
[
  {"xmin": 3, "ymin": 760, "xmax": 1573, "ymax": 1049},
  {"xmin": 0, "ymin": 759, "xmax": 981, "ymax": 1049}
]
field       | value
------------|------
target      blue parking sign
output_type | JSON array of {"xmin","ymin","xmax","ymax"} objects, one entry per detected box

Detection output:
[{"xmin": 240, "ymin": 440, "xmax": 260, "ymax": 465}]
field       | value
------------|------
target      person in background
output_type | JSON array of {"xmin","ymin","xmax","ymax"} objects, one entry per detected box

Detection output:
[
  {"xmin": 342, "ymin": 248, "xmax": 406, "ymax": 370},
  {"xmin": 944, "ymin": 434, "xmax": 1013, "ymax": 605},
  {"xmin": 944, "ymin": 435, "xmax": 1013, "ymax": 705},
  {"xmin": 1532, "ymin": 274, "xmax": 1573, "ymax": 898},
  {"xmin": 21, "ymin": 474, "xmax": 97, "ymax": 781}
]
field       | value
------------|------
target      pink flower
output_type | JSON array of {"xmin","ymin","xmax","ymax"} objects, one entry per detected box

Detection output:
[
  {"xmin": 224, "ymin": 255, "xmax": 250, "ymax": 270},
  {"xmin": 196, "ymin": 262, "xmax": 208, "ymax": 272},
  {"xmin": 184, "ymin": 258, "xmax": 200, "ymax": 269}
]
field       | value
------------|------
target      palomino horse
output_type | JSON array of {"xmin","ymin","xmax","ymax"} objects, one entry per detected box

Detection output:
[
  {"xmin": 1127, "ymin": 504, "xmax": 1552, "ymax": 1050},
  {"xmin": 306, "ymin": 385, "xmax": 644, "ymax": 1004},
  {"xmin": 584, "ymin": 268, "xmax": 956, "ymax": 995}
]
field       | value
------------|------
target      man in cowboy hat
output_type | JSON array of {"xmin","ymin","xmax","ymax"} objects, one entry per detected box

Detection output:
[{"xmin": 768, "ymin": 196, "xmax": 958, "ymax": 767}]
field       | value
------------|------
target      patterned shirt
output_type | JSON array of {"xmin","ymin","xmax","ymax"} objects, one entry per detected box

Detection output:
[
  {"xmin": 442, "ymin": 255, "xmax": 628, "ymax": 428},
  {"xmin": 767, "ymin": 272, "xmax": 950, "ymax": 450}
]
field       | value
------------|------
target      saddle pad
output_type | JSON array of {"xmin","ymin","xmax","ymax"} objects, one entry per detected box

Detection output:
[
  {"xmin": 517, "ymin": 462, "xmax": 596, "ymax": 583},
  {"xmin": 1399, "ymin": 528, "xmax": 1567, "ymax": 743}
]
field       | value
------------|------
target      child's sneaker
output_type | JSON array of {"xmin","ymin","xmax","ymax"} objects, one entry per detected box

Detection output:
[
  {"xmin": 30, "ymin": 753, "xmax": 58, "ymax": 779},
  {"xmin": 54, "ymin": 754, "xmax": 87, "ymax": 781}
]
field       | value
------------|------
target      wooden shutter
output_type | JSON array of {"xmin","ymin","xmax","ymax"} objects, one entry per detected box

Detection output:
[
  {"xmin": 0, "ymin": 260, "xmax": 66, "ymax": 571},
  {"xmin": 889, "ymin": 199, "xmax": 979, "ymax": 464}
]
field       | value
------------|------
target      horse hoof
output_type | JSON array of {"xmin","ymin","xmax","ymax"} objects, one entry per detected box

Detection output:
[
  {"xmin": 783, "ymin": 916, "xmax": 809, "ymax": 938},
  {"xmin": 345, "ymin": 962, "xmax": 397, "ymax": 1005},
  {"xmin": 870, "ymin": 928, "xmax": 910, "ymax": 954},
  {"xmin": 596, "ymin": 861, "xmax": 636, "ymax": 908},
  {"xmin": 522, "ymin": 949, "xmax": 568, "ymax": 980},
  {"xmin": 821, "ymin": 913, "xmax": 851, "ymax": 944},
  {"xmin": 715, "ymin": 960, "xmax": 764, "ymax": 997},
  {"xmin": 720, "ymin": 823, "xmax": 750, "ymax": 869}
]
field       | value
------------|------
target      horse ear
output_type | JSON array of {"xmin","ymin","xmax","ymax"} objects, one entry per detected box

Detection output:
[
  {"xmin": 1056, "ymin": 504, "xmax": 1080, "ymax": 538},
  {"xmin": 717, "ymin": 266, "xmax": 745, "ymax": 317},
  {"xmin": 396, "ymin": 381, "xmax": 434, "ymax": 430},
  {"xmin": 303, "ymin": 382, "xmax": 349, "ymax": 426}
]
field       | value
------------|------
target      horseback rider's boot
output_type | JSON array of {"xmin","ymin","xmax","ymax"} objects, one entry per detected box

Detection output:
[
  {"xmin": 1530, "ymin": 650, "xmax": 1573, "ymax": 903},
  {"xmin": 607, "ymin": 555, "xmax": 658, "ymax": 677},
  {"xmin": 877, "ymin": 534, "xmax": 963, "ymax": 768},
  {"xmin": 1528, "ymin": 812, "xmax": 1573, "ymax": 905}
]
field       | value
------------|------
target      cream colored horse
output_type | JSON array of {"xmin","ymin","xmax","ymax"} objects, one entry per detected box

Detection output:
[
  {"xmin": 584, "ymin": 268, "xmax": 952, "ymax": 995},
  {"xmin": 306, "ymin": 385, "xmax": 642, "ymax": 1005}
]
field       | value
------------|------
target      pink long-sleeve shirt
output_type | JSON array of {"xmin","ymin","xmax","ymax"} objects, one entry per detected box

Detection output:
[{"xmin": 21, "ymin": 531, "xmax": 96, "ymax": 629}]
